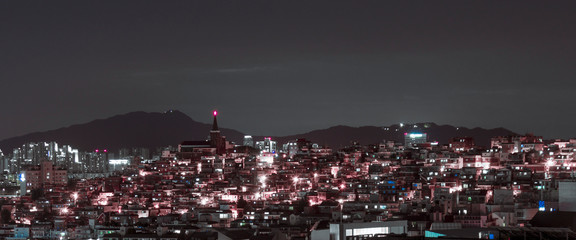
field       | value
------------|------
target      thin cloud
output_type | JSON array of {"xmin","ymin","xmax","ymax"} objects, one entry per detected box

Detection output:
[{"xmin": 216, "ymin": 66, "xmax": 279, "ymax": 73}]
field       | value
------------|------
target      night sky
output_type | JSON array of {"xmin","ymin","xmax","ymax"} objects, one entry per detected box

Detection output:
[{"xmin": 2, "ymin": 1, "xmax": 576, "ymax": 141}]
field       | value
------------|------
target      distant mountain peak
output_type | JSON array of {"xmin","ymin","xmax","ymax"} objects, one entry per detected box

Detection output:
[{"xmin": 0, "ymin": 111, "xmax": 243, "ymax": 153}]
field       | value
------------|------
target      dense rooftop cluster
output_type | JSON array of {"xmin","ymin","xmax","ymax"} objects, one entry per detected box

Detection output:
[{"xmin": 2, "ymin": 116, "xmax": 576, "ymax": 240}]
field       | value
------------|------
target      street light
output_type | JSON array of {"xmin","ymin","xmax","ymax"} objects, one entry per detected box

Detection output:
[{"xmin": 72, "ymin": 192, "xmax": 78, "ymax": 205}]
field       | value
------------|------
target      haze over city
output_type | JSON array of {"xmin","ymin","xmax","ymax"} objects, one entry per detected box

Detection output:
[{"xmin": 2, "ymin": 1, "xmax": 576, "ymax": 140}]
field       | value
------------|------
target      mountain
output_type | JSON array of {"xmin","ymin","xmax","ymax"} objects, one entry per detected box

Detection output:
[
  {"xmin": 0, "ymin": 110, "xmax": 245, "ymax": 153},
  {"xmin": 0, "ymin": 111, "xmax": 518, "ymax": 153},
  {"xmin": 270, "ymin": 123, "xmax": 517, "ymax": 149}
]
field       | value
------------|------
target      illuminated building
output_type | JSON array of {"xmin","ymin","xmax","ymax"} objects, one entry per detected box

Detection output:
[
  {"xmin": 200, "ymin": 156, "xmax": 216, "ymax": 173},
  {"xmin": 490, "ymin": 134, "xmax": 544, "ymax": 153},
  {"xmin": 0, "ymin": 149, "xmax": 5, "ymax": 172},
  {"xmin": 450, "ymin": 137, "xmax": 475, "ymax": 152},
  {"xmin": 320, "ymin": 221, "xmax": 408, "ymax": 240},
  {"xmin": 282, "ymin": 138, "xmax": 312, "ymax": 158},
  {"xmin": 20, "ymin": 161, "xmax": 67, "ymax": 192},
  {"xmin": 255, "ymin": 137, "xmax": 277, "ymax": 153},
  {"xmin": 108, "ymin": 159, "xmax": 130, "ymax": 172},
  {"xmin": 7, "ymin": 142, "xmax": 80, "ymax": 174},
  {"xmin": 404, "ymin": 132, "xmax": 427, "ymax": 148},
  {"xmin": 82, "ymin": 150, "xmax": 109, "ymax": 173},
  {"xmin": 258, "ymin": 152, "xmax": 274, "ymax": 166}
]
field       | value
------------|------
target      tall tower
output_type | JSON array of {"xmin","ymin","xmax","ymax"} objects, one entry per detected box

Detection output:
[
  {"xmin": 210, "ymin": 110, "xmax": 225, "ymax": 154},
  {"xmin": 211, "ymin": 110, "xmax": 219, "ymax": 132}
]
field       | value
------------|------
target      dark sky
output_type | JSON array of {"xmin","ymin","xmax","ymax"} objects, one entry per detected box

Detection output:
[{"xmin": 1, "ymin": 1, "xmax": 576, "ymax": 140}]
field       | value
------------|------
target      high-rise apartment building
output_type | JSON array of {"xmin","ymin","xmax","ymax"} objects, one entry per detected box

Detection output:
[
  {"xmin": 20, "ymin": 161, "xmax": 67, "ymax": 192},
  {"xmin": 256, "ymin": 137, "xmax": 277, "ymax": 153}
]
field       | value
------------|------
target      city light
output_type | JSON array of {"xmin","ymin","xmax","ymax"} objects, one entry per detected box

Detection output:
[
  {"xmin": 5, "ymin": 115, "xmax": 574, "ymax": 238},
  {"xmin": 3, "ymin": 2, "xmax": 575, "ymax": 238}
]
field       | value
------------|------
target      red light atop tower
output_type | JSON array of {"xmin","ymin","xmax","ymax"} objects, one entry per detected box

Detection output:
[{"xmin": 213, "ymin": 110, "xmax": 218, "ymax": 116}]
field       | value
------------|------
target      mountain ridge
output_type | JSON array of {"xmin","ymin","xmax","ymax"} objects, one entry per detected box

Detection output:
[
  {"xmin": 0, "ymin": 111, "xmax": 518, "ymax": 153},
  {"xmin": 268, "ymin": 122, "xmax": 517, "ymax": 149},
  {"xmin": 0, "ymin": 110, "xmax": 245, "ymax": 153}
]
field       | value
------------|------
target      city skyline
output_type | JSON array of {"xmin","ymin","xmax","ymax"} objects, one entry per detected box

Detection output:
[
  {"xmin": 2, "ymin": 109, "xmax": 576, "ymax": 239},
  {"xmin": 0, "ymin": 109, "xmax": 518, "ymax": 154},
  {"xmin": 2, "ymin": 1, "xmax": 576, "ymax": 141}
]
